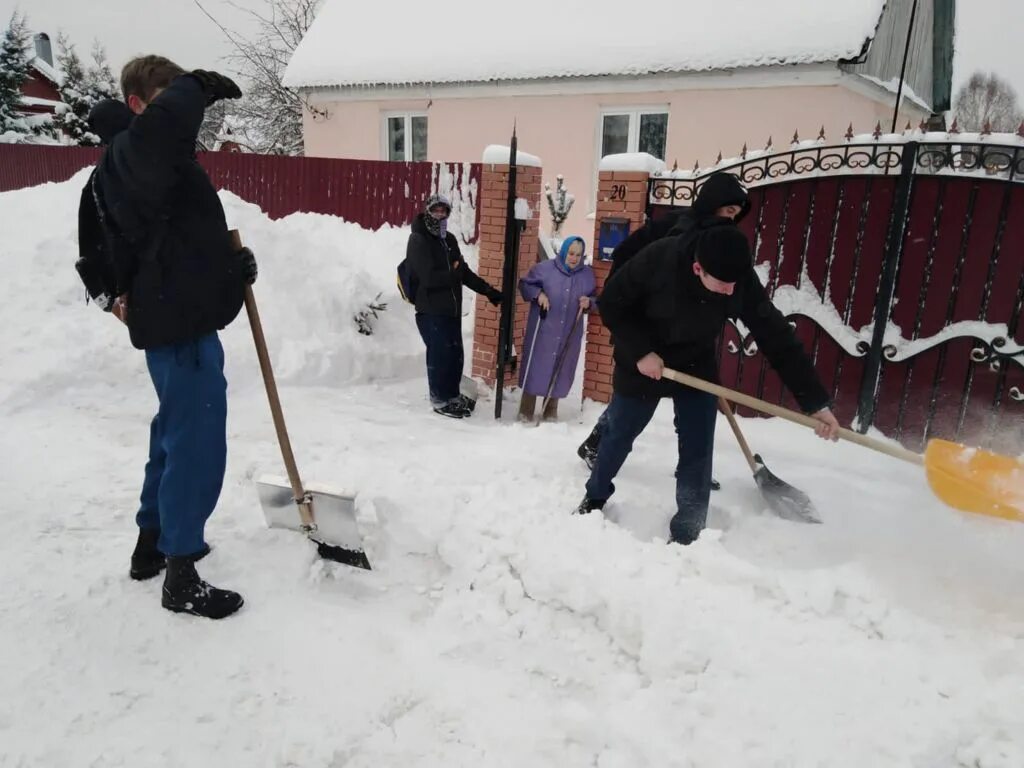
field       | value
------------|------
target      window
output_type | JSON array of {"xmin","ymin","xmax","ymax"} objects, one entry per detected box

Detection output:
[
  {"xmin": 384, "ymin": 112, "xmax": 428, "ymax": 161},
  {"xmin": 599, "ymin": 108, "xmax": 669, "ymax": 160}
]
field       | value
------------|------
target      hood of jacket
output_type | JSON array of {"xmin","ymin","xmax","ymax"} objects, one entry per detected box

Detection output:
[
  {"xmin": 692, "ymin": 172, "xmax": 751, "ymax": 223},
  {"xmin": 88, "ymin": 99, "xmax": 134, "ymax": 145}
]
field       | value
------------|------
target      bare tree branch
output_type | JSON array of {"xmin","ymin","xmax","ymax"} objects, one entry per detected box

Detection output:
[
  {"xmin": 192, "ymin": 0, "xmax": 321, "ymax": 155},
  {"xmin": 953, "ymin": 71, "xmax": 1023, "ymax": 132}
]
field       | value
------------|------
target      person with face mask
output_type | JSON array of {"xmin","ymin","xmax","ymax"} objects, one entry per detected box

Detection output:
[
  {"xmin": 517, "ymin": 236, "xmax": 598, "ymax": 422},
  {"xmin": 575, "ymin": 219, "xmax": 841, "ymax": 545},
  {"xmin": 407, "ymin": 194, "xmax": 503, "ymax": 418}
]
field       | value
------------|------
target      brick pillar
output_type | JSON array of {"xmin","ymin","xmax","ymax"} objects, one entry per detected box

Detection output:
[
  {"xmin": 582, "ymin": 170, "xmax": 651, "ymax": 404},
  {"xmin": 471, "ymin": 162, "xmax": 542, "ymax": 385}
]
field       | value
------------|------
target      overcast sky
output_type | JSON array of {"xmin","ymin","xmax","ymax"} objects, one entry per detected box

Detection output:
[{"xmin": 5, "ymin": 0, "xmax": 1023, "ymax": 111}]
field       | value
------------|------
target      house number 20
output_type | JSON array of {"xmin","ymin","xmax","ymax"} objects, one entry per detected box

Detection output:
[{"xmin": 610, "ymin": 184, "xmax": 627, "ymax": 201}]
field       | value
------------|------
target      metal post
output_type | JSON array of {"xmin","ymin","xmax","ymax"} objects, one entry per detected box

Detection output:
[
  {"xmin": 856, "ymin": 141, "xmax": 918, "ymax": 432},
  {"xmin": 891, "ymin": 0, "xmax": 920, "ymax": 134},
  {"xmin": 494, "ymin": 129, "xmax": 520, "ymax": 419}
]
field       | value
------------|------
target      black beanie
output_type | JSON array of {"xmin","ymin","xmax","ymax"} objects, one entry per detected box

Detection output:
[{"xmin": 695, "ymin": 226, "xmax": 751, "ymax": 283}]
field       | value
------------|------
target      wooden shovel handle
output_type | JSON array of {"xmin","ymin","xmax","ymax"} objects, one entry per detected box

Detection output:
[
  {"xmin": 662, "ymin": 367, "xmax": 923, "ymax": 466},
  {"xmin": 231, "ymin": 230, "xmax": 315, "ymax": 529},
  {"xmin": 718, "ymin": 398, "xmax": 758, "ymax": 473}
]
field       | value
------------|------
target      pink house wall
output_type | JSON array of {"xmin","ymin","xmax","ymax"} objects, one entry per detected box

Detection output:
[{"xmin": 302, "ymin": 84, "xmax": 926, "ymax": 244}]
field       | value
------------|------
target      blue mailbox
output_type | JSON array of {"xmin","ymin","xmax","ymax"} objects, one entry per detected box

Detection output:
[{"xmin": 598, "ymin": 217, "xmax": 630, "ymax": 262}]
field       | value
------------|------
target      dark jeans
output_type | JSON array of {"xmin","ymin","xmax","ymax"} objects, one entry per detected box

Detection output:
[
  {"xmin": 136, "ymin": 333, "xmax": 227, "ymax": 558},
  {"xmin": 415, "ymin": 313, "xmax": 464, "ymax": 406},
  {"xmin": 585, "ymin": 389, "xmax": 717, "ymax": 544}
]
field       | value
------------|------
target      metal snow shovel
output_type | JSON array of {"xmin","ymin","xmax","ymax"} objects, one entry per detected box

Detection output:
[
  {"xmin": 718, "ymin": 397, "xmax": 820, "ymax": 524},
  {"xmin": 537, "ymin": 307, "xmax": 585, "ymax": 425},
  {"xmin": 232, "ymin": 231, "xmax": 370, "ymax": 569},
  {"xmin": 662, "ymin": 367, "xmax": 1024, "ymax": 524}
]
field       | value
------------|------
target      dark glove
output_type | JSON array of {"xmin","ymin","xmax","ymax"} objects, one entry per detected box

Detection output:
[
  {"xmin": 237, "ymin": 247, "xmax": 257, "ymax": 285},
  {"xmin": 188, "ymin": 70, "xmax": 242, "ymax": 105},
  {"xmin": 487, "ymin": 289, "xmax": 503, "ymax": 307}
]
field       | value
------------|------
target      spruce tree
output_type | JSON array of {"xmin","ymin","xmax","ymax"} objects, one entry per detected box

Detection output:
[
  {"xmin": 54, "ymin": 34, "xmax": 98, "ymax": 145},
  {"xmin": 86, "ymin": 42, "xmax": 118, "ymax": 102},
  {"xmin": 0, "ymin": 12, "xmax": 31, "ymax": 138}
]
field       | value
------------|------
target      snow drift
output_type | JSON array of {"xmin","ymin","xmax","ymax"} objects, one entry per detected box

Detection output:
[{"xmin": 0, "ymin": 173, "xmax": 1022, "ymax": 767}]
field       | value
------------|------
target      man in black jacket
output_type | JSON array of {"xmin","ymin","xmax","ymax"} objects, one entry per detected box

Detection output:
[
  {"xmin": 576, "ymin": 172, "xmax": 750, "ymax": 469},
  {"xmin": 407, "ymin": 194, "xmax": 503, "ymax": 418},
  {"xmin": 576, "ymin": 221, "xmax": 840, "ymax": 545},
  {"xmin": 80, "ymin": 56, "xmax": 255, "ymax": 619}
]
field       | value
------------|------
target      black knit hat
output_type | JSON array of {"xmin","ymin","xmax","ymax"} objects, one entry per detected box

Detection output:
[{"xmin": 695, "ymin": 226, "xmax": 751, "ymax": 283}]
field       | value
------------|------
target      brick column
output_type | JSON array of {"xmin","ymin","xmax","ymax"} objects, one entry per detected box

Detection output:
[
  {"xmin": 471, "ymin": 162, "xmax": 542, "ymax": 386},
  {"xmin": 582, "ymin": 170, "xmax": 652, "ymax": 404}
]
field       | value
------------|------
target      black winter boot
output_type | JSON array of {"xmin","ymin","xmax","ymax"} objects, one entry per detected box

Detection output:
[
  {"xmin": 574, "ymin": 496, "xmax": 606, "ymax": 515},
  {"xmin": 577, "ymin": 426, "xmax": 602, "ymax": 469},
  {"xmin": 130, "ymin": 528, "xmax": 165, "ymax": 581},
  {"xmin": 162, "ymin": 557, "xmax": 244, "ymax": 620},
  {"xmin": 130, "ymin": 529, "xmax": 212, "ymax": 581},
  {"xmin": 434, "ymin": 400, "xmax": 470, "ymax": 419}
]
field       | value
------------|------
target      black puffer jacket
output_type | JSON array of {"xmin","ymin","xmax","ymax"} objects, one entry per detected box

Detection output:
[
  {"xmin": 599, "ymin": 221, "xmax": 830, "ymax": 412},
  {"xmin": 608, "ymin": 171, "xmax": 750, "ymax": 277},
  {"xmin": 406, "ymin": 214, "xmax": 499, "ymax": 316},
  {"xmin": 84, "ymin": 75, "xmax": 246, "ymax": 350}
]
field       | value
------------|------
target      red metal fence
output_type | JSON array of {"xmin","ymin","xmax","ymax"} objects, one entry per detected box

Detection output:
[
  {"xmin": 650, "ymin": 136, "xmax": 1024, "ymax": 451},
  {"xmin": 0, "ymin": 145, "xmax": 481, "ymax": 241}
]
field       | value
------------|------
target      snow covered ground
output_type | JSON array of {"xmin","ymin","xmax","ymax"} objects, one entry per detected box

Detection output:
[{"xmin": 1, "ymin": 173, "xmax": 1023, "ymax": 768}]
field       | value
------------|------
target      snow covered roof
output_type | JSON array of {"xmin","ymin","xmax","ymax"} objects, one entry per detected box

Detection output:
[
  {"xmin": 285, "ymin": 0, "xmax": 886, "ymax": 89},
  {"xmin": 30, "ymin": 57, "xmax": 61, "ymax": 86},
  {"xmin": 19, "ymin": 96, "xmax": 62, "ymax": 109}
]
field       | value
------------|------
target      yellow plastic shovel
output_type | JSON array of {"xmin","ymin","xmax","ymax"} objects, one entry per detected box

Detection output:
[{"xmin": 661, "ymin": 368, "xmax": 1024, "ymax": 524}]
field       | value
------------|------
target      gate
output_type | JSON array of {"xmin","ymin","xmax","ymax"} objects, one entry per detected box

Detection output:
[{"xmin": 648, "ymin": 130, "xmax": 1024, "ymax": 453}]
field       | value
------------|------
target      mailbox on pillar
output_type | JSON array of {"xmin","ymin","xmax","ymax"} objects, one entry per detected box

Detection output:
[{"xmin": 598, "ymin": 217, "xmax": 630, "ymax": 262}]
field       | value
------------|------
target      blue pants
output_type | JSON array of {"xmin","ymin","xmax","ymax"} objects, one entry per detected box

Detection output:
[
  {"xmin": 585, "ymin": 389, "xmax": 717, "ymax": 544},
  {"xmin": 136, "ymin": 333, "xmax": 227, "ymax": 558},
  {"xmin": 415, "ymin": 313, "xmax": 464, "ymax": 406}
]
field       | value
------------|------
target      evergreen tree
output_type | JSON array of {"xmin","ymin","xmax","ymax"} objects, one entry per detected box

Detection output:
[
  {"xmin": 86, "ymin": 42, "xmax": 118, "ymax": 102},
  {"xmin": 53, "ymin": 34, "xmax": 98, "ymax": 145},
  {"xmin": 0, "ymin": 12, "xmax": 32, "ymax": 138}
]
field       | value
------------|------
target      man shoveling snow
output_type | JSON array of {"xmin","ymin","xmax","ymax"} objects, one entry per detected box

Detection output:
[{"xmin": 77, "ymin": 56, "xmax": 256, "ymax": 619}]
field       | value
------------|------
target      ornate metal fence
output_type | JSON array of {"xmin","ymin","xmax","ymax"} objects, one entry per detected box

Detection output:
[{"xmin": 648, "ymin": 129, "xmax": 1024, "ymax": 452}]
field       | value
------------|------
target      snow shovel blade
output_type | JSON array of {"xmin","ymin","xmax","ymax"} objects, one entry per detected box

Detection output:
[
  {"xmin": 751, "ymin": 454, "xmax": 821, "ymax": 524},
  {"xmin": 924, "ymin": 440, "xmax": 1024, "ymax": 523},
  {"xmin": 460, "ymin": 375, "xmax": 479, "ymax": 401},
  {"xmin": 256, "ymin": 474, "xmax": 370, "ymax": 569}
]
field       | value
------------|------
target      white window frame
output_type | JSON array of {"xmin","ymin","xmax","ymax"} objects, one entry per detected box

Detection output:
[
  {"xmin": 591, "ymin": 105, "xmax": 669, "ymax": 211},
  {"xmin": 381, "ymin": 111, "xmax": 428, "ymax": 162},
  {"xmin": 597, "ymin": 105, "xmax": 670, "ymax": 161}
]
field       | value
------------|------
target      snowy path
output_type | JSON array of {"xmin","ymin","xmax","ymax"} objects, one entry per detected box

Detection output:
[{"xmin": 2, "ymin": 176, "xmax": 1023, "ymax": 767}]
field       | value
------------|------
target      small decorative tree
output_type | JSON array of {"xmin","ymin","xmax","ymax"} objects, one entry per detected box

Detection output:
[{"xmin": 544, "ymin": 174, "xmax": 575, "ymax": 238}]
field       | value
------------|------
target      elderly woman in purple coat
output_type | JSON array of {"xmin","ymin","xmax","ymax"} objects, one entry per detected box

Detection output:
[{"xmin": 517, "ymin": 236, "xmax": 598, "ymax": 422}]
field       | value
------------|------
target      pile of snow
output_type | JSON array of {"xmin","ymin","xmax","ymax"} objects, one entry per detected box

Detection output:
[
  {"xmin": 2, "ymin": 174, "xmax": 1024, "ymax": 767},
  {"xmin": 482, "ymin": 144, "xmax": 542, "ymax": 167},
  {"xmin": 599, "ymin": 153, "xmax": 667, "ymax": 174},
  {"xmin": 285, "ymin": 0, "xmax": 886, "ymax": 88},
  {"xmin": 0, "ymin": 168, "xmax": 439, "ymax": 402}
]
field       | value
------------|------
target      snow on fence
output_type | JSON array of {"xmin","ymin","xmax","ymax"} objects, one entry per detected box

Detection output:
[{"xmin": 0, "ymin": 145, "xmax": 481, "ymax": 242}]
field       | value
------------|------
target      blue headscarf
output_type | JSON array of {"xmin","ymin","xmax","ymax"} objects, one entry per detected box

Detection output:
[{"xmin": 557, "ymin": 236, "xmax": 586, "ymax": 274}]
